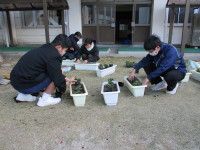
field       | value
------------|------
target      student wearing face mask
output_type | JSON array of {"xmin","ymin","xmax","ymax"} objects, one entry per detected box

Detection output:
[
  {"xmin": 63, "ymin": 31, "xmax": 82, "ymax": 60},
  {"xmin": 76, "ymin": 38, "xmax": 100, "ymax": 64},
  {"xmin": 128, "ymin": 35, "xmax": 186, "ymax": 94},
  {"xmin": 10, "ymin": 34, "xmax": 76, "ymax": 106}
]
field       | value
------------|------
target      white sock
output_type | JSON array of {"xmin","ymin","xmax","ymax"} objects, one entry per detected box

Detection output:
[{"xmin": 42, "ymin": 92, "xmax": 51, "ymax": 100}]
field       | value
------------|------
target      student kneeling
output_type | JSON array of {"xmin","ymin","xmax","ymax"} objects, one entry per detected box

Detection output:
[
  {"xmin": 10, "ymin": 34, "xmax": 76, "ymax": 107},
  {"xmin": 76, "ymin": 38, "xmax": 99, "ymax": 64},
  {"xmin": 129, "ymin": 35, "xmax": 186, "ymax": 94}
]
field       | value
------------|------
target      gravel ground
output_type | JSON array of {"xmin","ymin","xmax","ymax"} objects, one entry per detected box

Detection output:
[{"xmin": 0, "ymin": 56, "xmax": 200, "ymax": 150}]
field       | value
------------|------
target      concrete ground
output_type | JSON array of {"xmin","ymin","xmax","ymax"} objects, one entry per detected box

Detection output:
[{"xmin": 0, "ymin": 52, "xmax": 200, "ymax": 149}]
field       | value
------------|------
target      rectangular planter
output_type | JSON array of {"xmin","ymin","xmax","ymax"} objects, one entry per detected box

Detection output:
[
  {"xmin": 96, "ymin": 65, "xmax": 117, "ymax": 78},
  {"xmin": 124, "ymin": 76, "xmax": 147, "ymax": 97},
  {"xmin": 101, "ymin": 81, "xmax": 120, "ymax": 106},
  {"xmin": 180, "ymin": 72, "xmax": 192, "ymax": 82},
  {"xmin": 62, "ymin": 59, "xmax": 76, "ymax": 66},
  {"xmin": 75, "ymin": 62, "xmax": 100, "ymax": 71},
  {"xmin": 70, "ymin": 82, "xmax": 88, "ymax": 106},
  {"xmin": 191, "ymin": 70, "xmax": 200, "ymax": 82}
]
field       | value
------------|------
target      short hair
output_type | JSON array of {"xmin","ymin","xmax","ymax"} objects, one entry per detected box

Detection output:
[
  {"xmin": 51, "ymin": 34, "xmax": 71, "ymax": 48},
  {"xmin": 144, "ymin": 35, "xmax": 162, "ymax": 51},
  {"xmin": 75, "ymin": 32, "xmax": 82, "ymax": 38},
  {"xmin": 85, "ymin": 38, "xmax": 93, "ymax": 45}
]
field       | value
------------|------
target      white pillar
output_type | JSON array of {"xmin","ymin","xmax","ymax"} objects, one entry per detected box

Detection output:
[
  {"xmin": 151, "ymin": 0, "xmax": 168, "ymax": 41},
  {"xmin": 68, "ymin": 0, "xmax": 82, "ymax": 44}
]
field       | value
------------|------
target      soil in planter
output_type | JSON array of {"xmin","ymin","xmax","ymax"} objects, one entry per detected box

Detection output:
[
  {"xmin": 72, "ymin": 84, "xmax": 85, "ymax": 94},
  {"xmin": 103, "ymin": 84, "xmax": 117, "ymax": 92}
]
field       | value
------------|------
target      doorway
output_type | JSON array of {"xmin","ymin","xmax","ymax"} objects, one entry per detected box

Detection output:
[{"xmin": 116, "ymin": 5, "xmax": 133, "ymax": 44}]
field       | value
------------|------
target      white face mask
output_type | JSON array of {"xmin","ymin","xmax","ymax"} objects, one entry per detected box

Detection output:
[
  {"xmin": 149, "ymin": 48, "xmax": 158, "ymax": 56},
  {"xmin": 86, "ymin": 42, "xmax": 94, "ymax": 51},
  {"xmin": 61, "ymin": 51, "xmax": 66, "ymax": 56}
]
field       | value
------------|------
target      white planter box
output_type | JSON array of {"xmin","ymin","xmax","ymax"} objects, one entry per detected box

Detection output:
[
  {"xmin": 70, "ymin": 82, "xmax": 88, "ymax": 106},
  {"xmin": 96, "ymin": 65, "xmax": 117, "ymax": 78},
  {"xmin": 180, "ymin": 72, "xmax": 192, "ymax": 82},
  {"xmin": 62, "ymin": 59, "xmax": 76, "ymax": 66},
  {"xmin": 75, "ymin": 62, "xmax": 100, "ymax": 71},
  {"xmin": 191, "ymin": 70, "xmax": 200, "ymax": 82},
  {"xmin": 124, "ymin": 76, "xmax": 147, "ymax": 97},
  {"xmin": 101, "ymin": 81, "xmax": 120, "ymax": 106}
]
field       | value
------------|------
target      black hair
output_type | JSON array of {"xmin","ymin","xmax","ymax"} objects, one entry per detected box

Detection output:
[
  {"xmin": 85, "ymin": 38, "xmax": 93, "ymax": 45},
  {"xmin": 51, "ymin": 34, "xmax": 71, "ymax": 48},
  {"xmin": 75, "ymin": 31, "xmax": 82, "ymax": 38},
  {"xmin": 144, "ymin": 35, "xmax": 162, "ymax": 51}
]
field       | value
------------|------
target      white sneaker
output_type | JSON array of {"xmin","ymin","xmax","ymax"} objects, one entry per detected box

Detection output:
[
  {"xmin": 37, "ymin": 96, "xmax": 61, "ymax": 107},
  {"xmin": 151, "ymin": 81, "xmax": 167, "ymax": 91},
  {"xmin": 166, "ymin": 83, "xmax": 179, "ymax": 94},
  {"xmin": 16, "ymin": 94, "xmax": 36, "ymax": 102}
]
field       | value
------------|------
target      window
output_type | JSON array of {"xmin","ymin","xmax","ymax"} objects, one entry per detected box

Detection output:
[
  {"xmin": 21, "ymin": 10, "xmax": 62, "ymax": 28},
  {"xmin": 168, "ymin": 7, "xmax": 199, "ymax": 24},
  {"xmin": 135, "ymin": 4, "xmax": 151, "ymax": 24},
  {"xmin": 82, "ymin": 5, "xmax": 97, "ymax": 24},
  {"xmin": 98, "ymin": 5, "xmax": 114, "ymax": 24}
]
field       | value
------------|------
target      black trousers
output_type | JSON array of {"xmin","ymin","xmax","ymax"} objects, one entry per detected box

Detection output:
[
  {"xmin": 143, "ymin": 63, "xmax": 185, "ymax": 91},
  {"xmin": 82, "ymin": 53, "xmax": 99, "ymax": 62}
]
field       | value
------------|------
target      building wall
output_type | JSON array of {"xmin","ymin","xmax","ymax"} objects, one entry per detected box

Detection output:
[{"xmin": 68, "ymin": 0, "xmax": 82, "ymax": 45}]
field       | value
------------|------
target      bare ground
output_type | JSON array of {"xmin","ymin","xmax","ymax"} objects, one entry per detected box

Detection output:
[{"xmin": 0, "ymin": 57, "xmax": 200, "ymax": 150}]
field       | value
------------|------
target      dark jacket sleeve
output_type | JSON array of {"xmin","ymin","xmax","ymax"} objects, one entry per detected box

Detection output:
[
  {"xmin": 134, "ymin": 54, "xmax": 154, "ymax": 71},
  {"xmin": 46, "ymin": 56, "xmax": 66, "ymax": 93},
  {"xmin": 88, "ymin": 45, "xmax": 99, "ymax": 62}
]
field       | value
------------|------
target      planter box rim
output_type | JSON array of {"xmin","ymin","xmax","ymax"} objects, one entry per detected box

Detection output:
[{"xmin": 97, "ymin": 64, "xmax": 117, "ymax": 72}]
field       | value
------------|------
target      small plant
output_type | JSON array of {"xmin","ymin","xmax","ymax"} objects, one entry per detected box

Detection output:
[
  {"xmin": 98, "ymin": 64, "xmax": 104, "ymax": 70},
  {"xmin": 69, "ymin": 57, "xmax": 73, "ymax": 60},
  {"xmin": 107, "ymin": 78, "xmax": 114, "ymax": 91},
  {"xmin": 62, "ymin": 56, "xmax": 67, "ymax": 60},
  {"xmin": 126, "ymin": 61, "xmax": 135, "ymax": 68},
  {"xmin": 197, "ymin": 68, "xmax": 200, "ymax": 72},
  {"xmin": 109, "ymin": 63, "xmax": 113, "ymax": 67},
  {"xmin": 74, "ymin": 85, "xmax": 83, "ymax": 94},
  {"xmin": 128, "ymin": 77, "xmax": 142, "ymax": 86},
  {"xmin": 75, "ymin": 77, "xmax": 81, "ymax": 85},
  {"xmin": 104, "ymin": 63, "xmax": 109, "ymax": 68}
]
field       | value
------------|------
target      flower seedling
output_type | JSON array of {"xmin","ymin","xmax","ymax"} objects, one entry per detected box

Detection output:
[
  {"xmin": 98, "ymin": 64, "xmax": 105, "ymax": 70},
  {"xmin": 128, "ymin": 77, "xmax": 142, "ymax": 86},
  {"xmin": 197, "ymin": 68, "xmax": 200, "ymax": 73},
  {"xmin": 74, "ymin": 85, "xmax": 83, "ymax": 94},
  {"xmin": 75, "ymin": 77, "xmax": 81, "ymax": 85},
  {"xmin": 62, "ymin": 56, "xmax": 67, "ymax": 60},
  {"xmin": 104, "ymin": 63, "xmax": 109, "ymax": 68},
  {"xmin": 69, "ymin": 57, "xmax": 73, "ymax": 60},
  {"xmin": 107, "ymin": 78, "xmax": 115, "ymax": 92},
  {"xmin": 109, "ymin": 63, "xmax": 113, "ymax": 67},
  {"xmin": 126, "ymin": 61, "xmax": 135, "ymax": 68}
]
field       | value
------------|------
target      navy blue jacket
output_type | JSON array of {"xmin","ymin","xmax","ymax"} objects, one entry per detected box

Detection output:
[{"xmin": 134, "ymin": 43, "xmax": 186, "ymax": 80}]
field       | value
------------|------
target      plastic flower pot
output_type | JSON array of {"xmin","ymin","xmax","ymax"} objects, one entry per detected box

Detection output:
[
  {"xmin": 74, "ymin": 62, "xmax": 100, "ymax": 71},
  {"xmin": 191, "ymin": 70, "xmax": 200, "ymax": 82},
  {"xmin": 70, "ymin": 82, "xmax": 88, "ymax": 106},
  {"xmin": 124, "ymin": 76, "xmax": 147, "ymax": 97},
  {"xmin": 96, "ymin": 65, "xmax": 117, "ymax": 78},
  {"xmin": 180, "ymin": 72, "xmax": 192, "ymax": 82},
  {"xmin": 62, "ymin": 58, "xmax": 76, "ymax": 66},
  {"xmin": 101, "ymin": 81, "xmax": 120, "ymax": 106}
]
